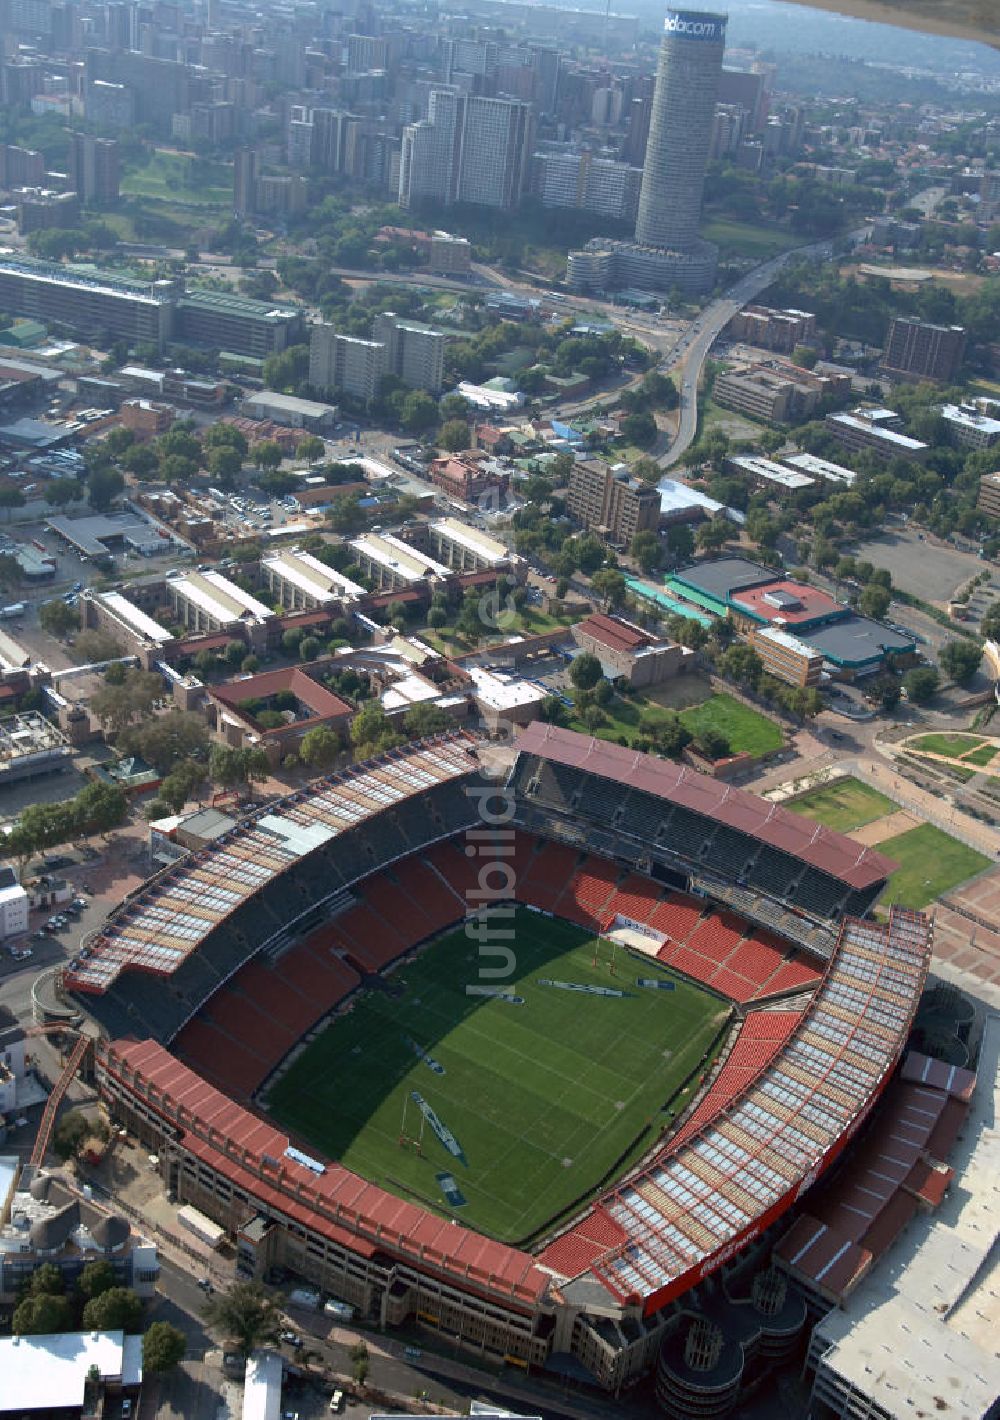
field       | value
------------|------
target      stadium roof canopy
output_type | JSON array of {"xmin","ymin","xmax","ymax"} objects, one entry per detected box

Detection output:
[{"xmin": 514, "ymin": 723, "xmax": 896, "ymax": 890}]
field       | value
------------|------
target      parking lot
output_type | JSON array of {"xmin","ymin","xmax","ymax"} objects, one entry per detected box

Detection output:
[{"xmin": 852, "ymin": 527, "xmax": 989, "ymax": 606}]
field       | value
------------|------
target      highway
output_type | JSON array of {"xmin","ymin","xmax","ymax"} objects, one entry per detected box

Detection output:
[{"xmin": 658, "ymin": 239, "xmax": 835, "ymax": 469}]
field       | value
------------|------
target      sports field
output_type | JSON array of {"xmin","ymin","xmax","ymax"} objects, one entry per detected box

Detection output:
[
  {"xmin": 877, "ymin": 823, "xmax": 991, "ymax": 909},
  {"xmin": 265, "ymin": 911, "xmax": 727, "ymax": 1243},
  {"xmin": 786, "ymin": 777, "xmax": 895, "ymax": 833},
  {"xmin": 679, "ymin": 693, "xmax": 784, "ymax": 757}
]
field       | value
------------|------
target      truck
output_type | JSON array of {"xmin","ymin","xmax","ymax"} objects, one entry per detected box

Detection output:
[
  {"xmin": 0, "ymin": 603, "xmax": 26, "ymax": 619},
  {"xmin": 176, "ymin": 1203, "xmax": 225, "ymax": 1250}
]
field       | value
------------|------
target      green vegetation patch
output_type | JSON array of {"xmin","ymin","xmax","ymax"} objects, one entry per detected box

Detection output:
[
  {"xmin": 702, "ymin": 219, "xmax": 800, "ymax": 261},
  {"xmin": 910, "ymin": 733, "xmax": 987, "ymax": 760},
  {"xmin": 785, "ymin": 777, "xmax": 895, "ymax": 834},
  {"xmin": 679, "ymin": 693, "xmax": 784, "ymax": 757},
  {"xmin": 121, "ymin": 150, "xmax": 232, "ymax": 208},
  {"xmin": 878, "ymin": 823, "xmax": 991, "ymax": 910},
  {"xmin": 266, "ymin": 911, "xmax": 726, "ymax": 1243},
  {"xmin": 964, "ymin": 744, "xmax": 998, "ymax": 768}
]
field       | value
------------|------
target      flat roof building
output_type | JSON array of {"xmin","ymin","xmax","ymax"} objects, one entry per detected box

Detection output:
[
  {"xmin": 799, "ymin": 615, "xmax": 916, "ymax": 677},
  {"xmin": 729, "ymin": 578, "xmax": 845, "ymax": 633},
  {"xmin": 46, "ymin": 512, "xmax": 172, "ymax": 559},
  {"xmin": 825, "ymin": 410, "xmax": 929, "ymax": 462},
  {"xmin": 350, "ymin": 532, "xmax": 452, "ymax": 590},
  {"xmin": 309, "ymin": 326, "xmax": 386, "ymax": 405},
  {"xmin": 242, "ymin": 391, "xmax": 338, "ymax": 432},
  {"xmin": 940, "ymin": 402, "xmax": 1000, "ymax": 450},
  {"xmin": 882, "ymin": 316, "xmax": 966, "ymax": 383},
  {"xmin": 0, "ymin": 256, "xmax": 175, "ymax": 350},
  {"xmin": 750, "ymin": 624, "xmax": 824, "ymax": 688},
  {"xmin": 783, "ymin": 451, "xmax": 857, "ymax": 486},
  {"xmin": 567, "ymin": 461, "xmax": 661, "ymax": 549},
  {"xmin": 0, "ymin": 1329, "xmax": 143, "ymax": 1416},
  {"xmin": 261, "ymin": 548, "xmax": 365, "ymax": 611},
  {"xmin": 977, "ymin": 471, "xmax": 1000, "ymax": 520},
  {"xmin": 425, "ymin": 518, "xmax": 512, "ymax": 572},
  {"xmin": 176, "ymin": 290, "xmax": 305, "ymax": 359},
  {"xmin": 90, "ymin": 590, "xmax": 174, "ymax": 650},
  {"xmin": 726, "ymin": 455, "xmax": 815, "ymax": 491},
  {"xmin": 168, "ymin": 570, "xmax": 274, "ymax": 646}
]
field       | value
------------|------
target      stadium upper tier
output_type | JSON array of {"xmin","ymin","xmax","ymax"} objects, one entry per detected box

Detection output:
[
  {"xmin": 510, "ymin": 723, "xmax": 896, "ymax": 920},
  {"xmin": 542, "ymin": 908, "xmax": 931, "ymax": 1312},
  {"xmin": 66, "ymin": 735, "xmax": 483, "ymax": 1036}
]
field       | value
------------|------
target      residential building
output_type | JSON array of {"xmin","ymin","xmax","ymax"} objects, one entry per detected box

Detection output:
[
  {"xmin": 428, "ymin": 453, "xmax": 510, "ymax": 503},
  {"xmin": 727, "ymin": 305, "xmax": 816, "ymax": 353},
  {"xmin": 0, "ymin": 144, "xmax": 44, "ymax": 189},
  {"xmin": 882, "ymin": 317, "xmax": 966, "ymax": 383},
  {"xmin": 242, "ymin": 391, "xmax": 337, "ymax": 432},
  {"xmin": 260, "ymin": 549, "xmax": 365, "ymax": 611},
  {"xmin": 714, "ymin": 365, "xmax": 816, "ymax": 423},
  {"xmin": 233, "ymin": 147, "xmax": 258, "ymax": 218},
  {"xmin": 254, "ymin": 173, "xmax": 307, "ymax": 218},
  {"xmin": 566, "ymin": 461, "xmax": 661, "ymax": 548},
  {"xmin": 176, "ymin": 290, "xmax": 304, "ymax": 359},
  {"xmin": 749, "ymin": 625, "xmax": 823, "ymax": 688},
  {"xmin": 976, "ymin": 471, "xmax": 1000, "ymax": 519},
  {"xmin": 350, "ymin": 532, "xmax": 451, "ymax": 591},
  {"xmin": 67, "ymin": 132, "xmax": 119, "ymax": 204},
  {"xmin": 119, "ymin": 399, "xmax": 173, "ymax": 437},
  {"xmin": 783, "ymin": 452, "xmax": 857, "ymax": 486},
  {"xmin": 825, "ymin": 409, "xmax": 929, "ymax": 463},
  {"xmin": 726, "ymin": 455, "xmax": 814, "ymax": 492},
  {"xmin": 308, "ymin": 326, "xmax": 387, "ymax": 405},
  {"xmin": 399, "ymin": 88, "xmax": 466, "ymax": 207},
  {"xmin": 347, "ymin": 33, "xmax": 388, "ymax": 74},
  {"xmin": 168, "ymin": 570, "xmax": 274, "ymax": 648},
  {"xmin": 429, "ymin": 232, "xmax": 471, "ymax": 274},
  {"xmin": 422, "ymin": 518, "xmax": 514, "ymax": 573},
  {"xmin": 940, "ymin": 403, "xmax": 1000, "ymax": 450},
  {"xmin": 15, "ymin": 188, "xmax": 80, "ymax": 235},
  {"xmin": 457, "ymin": 96, "xmax": 533, "ymax": 210},
  {"xmin": 572, "ymin": 612, "xmax": 690, "ymax": 687},
  {"xmin": 372, "ymin": 312, "xmax": 445, "ymax": 394},
  {"xmin": 0, "ymin": 257, "xmax": 175, "ymax": 350},
  {"xmin": 533, "ymin": 149, "xmax": 643, "ymax": 222}
]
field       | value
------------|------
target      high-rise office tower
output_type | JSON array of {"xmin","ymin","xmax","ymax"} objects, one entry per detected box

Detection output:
[
  {"xmin": 635, "ymin": 9, "xmax": 726, "ymax": 252},
  {"xmin": 567, "ymin": 9, "xmax": 726, "ymax": 298},
  {"xmin": 457, "ymin": 96, "xmax": 533, "ymax": 210},
  {"xmin": 68, "ymin": 132, "xmax": 120, "ymax": 203}
]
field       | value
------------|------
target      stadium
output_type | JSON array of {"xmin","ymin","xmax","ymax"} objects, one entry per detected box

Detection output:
[{"xmin": 69, "ymin": 723, "xmax": 933, "ymax": 1401}]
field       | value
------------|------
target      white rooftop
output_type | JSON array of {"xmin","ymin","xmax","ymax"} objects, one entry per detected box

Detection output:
[
  {"xmin": 729, "ymin": 455, "xmax": 814, "ymax": 489},
  {"xmin": 829, "ymin": 413, "xmax": 928, "ymax": 451},
  {"xmin": 243, "ymin": 1348, "xmax": 283, "ymax": 1420},
  {"xmin": 99, "ymin": 591, "xmax": 174, "ymax": 645},
  {"xmin": 755, "ymin": 624, "xmax": 822, "ymax": 657},
  {"xmin": 351, "ymin": 532, "xmax": 451, "ymax": 582},
  {"xmin": 784, "ymin": 452, "xmax": 857, "ymax": 485},
  {"xmin": 0, "ymin": 1330, "xmax": 143, "ymax": 1413},
  {"xmin": 941, "ymin": 403, "xmax": 1000, "ymax": 435},
  {"xmin": 173, "ymin": 570, "xmax": 273, "ymax": 626},
  {"xmin": 468, "ymin": 666, "xmax": 547, "ymax": 712},
  {"xmin": 262, "ymin": 548, "xmax": 364, "ymax": 603},
  {"xmin": 812, "ymin": 1012, "xmax": 1000, "ymax": 1419},
  {"xmin": 430, "ymin": 517, "xmax": 509, "ymax": 565}
]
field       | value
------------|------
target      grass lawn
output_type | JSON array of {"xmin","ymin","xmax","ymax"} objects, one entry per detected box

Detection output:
[
  {"xmin": 413, "ymin": 606, "xmax": 574, "ymax": 658},
  {"xmin": 910, "ymin": 733, "xmax": 987, "ymax": 760},
  {"xmin": 702, "ymin": 218, "xmax": 799, "ymax": 261},
  {"xmin": 566, "ymin": 691, "xmax": 680, "ymax": 747},
  {"xmin": 265, "ymin": 911, "xmax": 727, "ymax": 1243},
  {"xmin": 121, "ymin": 150, "xmax": 232, "ymax": 207},
  {"xmin": 964, "ymin": 744, "xmax": 998, "ymax": 767},
  {"xmin": 878, "ymin": 823, "xmax": 991, "ymax": 909},
  {"xmin": 785, "ymin": 777, "xmax": 895, "ymax": 834},
  {"xmin": 679, "ymin": 693, "xmax": 783, "ymax": 757}
]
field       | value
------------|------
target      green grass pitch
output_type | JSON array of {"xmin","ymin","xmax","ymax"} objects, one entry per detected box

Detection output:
[
  {"xmin": 785, "ymin": 777, "xmax": 895, "ymax": 833},
  {"xmin": 264, "ymin": 910, "xmax": 729, "ymax": 1244}
]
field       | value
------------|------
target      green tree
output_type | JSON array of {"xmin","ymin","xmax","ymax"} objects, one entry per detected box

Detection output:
[
  {"xmin": 82, "ymin": 1287, "xmax": 143, "ymax": 1333},
  {"xmin": 630, "ymin": 530, "xmax": 661, "ymax": 574},
  {"xmin": 13, "ymin": 1292, "xmax": 73, "ymax": 1335},
  {"xmin": 142, "ymin": 1321, "xmax": 187, "ymax": 1374},
  {"xmin": 75, "ymin": 781, "xmax": 128, "ymax": 836},
  {"xmin": 667, "ymin": 523, "xmax": 695, "ymax": 561},
  {"xmin": 247, "ymin": 439, "xmax": 282, "ymax": 474},
  {"xmin": 722, "ymin": 643, "xmax": 764, "ymax": 691},
  {"xmin": 939, "ymin": 639, "xmax": 982, "ymax": 686},
  {"xmin": 350, "ymin": 1340, "xmax": 370, "ymax": 1386},
  {"xmin": 207, "ymin": 445, "xmax": 243, "ymax": 484},
  {"xmin": 299, "ymin": 635, "xmax": 321, "ymax": 660},
  {"xmin": 123, "ymin": 444, "xmax": 159, "ymax": 478},
  {"xmin": 904, "ymin": 665, "xmax": 940, "ymax": 704},
  {"xmin": 569, "ymin": 653, "xmax": 603, "ymax": 691},
  {"xmin": 438, "ymin": 419, "xmax": 470, "ymax": 452},
  {"xmin": 695, "ymin": 727, "xmax": 731, "ymax": 761},
  {"xmin": 79, "ymin": 1260, "xmax": 117, "ymax": 1300},
  {"xmin": 622, "ymin": 411, "xmax": 657, "ymax": 448},
  {"xmin": 859, "ymin": 583, "xmax": 891, "ymax": 620},
  {"xmin": 401, "ymin": 390, "xmax": 439, "ymax": 435},
  {"xmin": 0, "ymin": 487, "xmax": 25, "ymax": 521},
  {"xmin": 299, "ymin": 725, "xmax": 341, "ymax": 770},
  {"xmin": 296, "ymin": 435, "xmax": 325, "ymax": 463},
  {"xmin": 52, "ymin": 1110, "xmax": 90, "ymax": 1161},
  {"xmin": 44, "ymin": 478, "xmax": 81, "ymax": 509},
  {"xmin": 201, "ymin": 1282, "xmax": 283, "ymax": 1359},
  {"xmin": 39, "ymin": 599, "xmax": 78, "ymax": 638},
  {"xmin": 591, "ymin": 567, "xmax": 627, "ymax": 609},
  {"xmin": 696, "ymin": 516, "xmax": 731, "ymax": 553},
  {"xmin": 30, "ymin": 1263, "xmax": 66, "ymax": 1297},
  {"xmin": 88, "ymin": 466, "xmax": 124, "ymax": 511},
  {"xmin": 403, "ymin": 703, "xmax": 449, "ymax": 738},
  {"xmin": 121, "ymin": 710, "xmax": 209, "ymax": 774}
]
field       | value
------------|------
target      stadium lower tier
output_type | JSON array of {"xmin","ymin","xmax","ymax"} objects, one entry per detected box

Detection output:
[
  {"xmin": 94, "ymin": 831, "xmax": 930, "ymax": 1393},
  {"xmin": 171, "ymin": 831, "xmax": 823, "ymax": 1101}
]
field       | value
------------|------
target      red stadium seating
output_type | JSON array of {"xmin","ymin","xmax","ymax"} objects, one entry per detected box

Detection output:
[
  {"xmin": 649, "ymin": 894, "xmax": 703, "ymax": 942},
  {"xmin": 671, "ymin": 1010, "xmax": 803, "ymax": 1147},
  {"xmin": 605, "ymin": 874, "xmax": 663, "ymax": 925},
  {"xmin": 686, "ymin": 912, "xmax": 744, "ymax": 965},
  {"xmin": 561, "ymin": 856, "xmax": 619, "ymax": 930}
]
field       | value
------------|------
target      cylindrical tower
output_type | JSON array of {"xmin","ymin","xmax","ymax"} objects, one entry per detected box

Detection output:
[{"xmin": 635, "ymin": 10, "xmax": 727, "ymax": 252}]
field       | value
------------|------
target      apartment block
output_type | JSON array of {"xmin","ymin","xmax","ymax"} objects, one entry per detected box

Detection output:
[
  {"xmin": 882, "ymin": 317, "xmax": 966, "ymax": 383},
  {"xmin": 429, "ymin": 232, "xmax": 471, "ymax": 274},
  {"xmin": 940, "ymin": 403, "xmax": 1000, "ymax": 450},
  {"xmin": 68, "ymin": 131, "xmax": 120, "ymax": 204},
  {"xmin": 750, "ymin": 625, "xmax": 824, "ymax": 688},
  {"xmin": 260, "ymin": 549, "xmax": 365, "ymax": 611},
  {"xmin": 349, "ymin": 532, "xmax": 451, "ymax": 591},
  {"xmin": 727, "ymin": 305, "xmax": 816, "ymax": 353},
  {"xmin": 309, "ymin": 325, "xmax": 386, "ymax": 404},
  {"xmin": 566, "ymin": 461, "xmax": 661, "ymax": 549},
  {"xmin": 372, "ymin": 312, "xmax": 445, "ymax": 394},
  {"xmin": 825, "ymin": 409, "xmax": 930, "ymax": 463},
  {"xmin": 977, "ymin": 472, "xmax": 1000, "ymax": 519},
  {"xmin": 176, "ymin": 289, "xmax": 304, "ymax": 359},
  {"xmin": 714, "ymin": 365, "xmax": 809, "ymax": 423}
]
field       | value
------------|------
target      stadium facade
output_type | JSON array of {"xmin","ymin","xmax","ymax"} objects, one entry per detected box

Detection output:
[{"xmin": 76, "ymin": 728, "xmax": 930, "ymax": 1397}]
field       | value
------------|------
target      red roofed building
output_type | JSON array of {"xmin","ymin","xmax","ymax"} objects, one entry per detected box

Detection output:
[
  {"xmin": 572, "ymin": 611, "xmax": 691, "ymax": 687},
  {"xmin": 728, "ymin": 578, "xmax": 846, "ymax": 633},
  {"xmin": 209, "ymin": 664, "xmax": 353, "ymax": 766},
  {"xmin": 429, "ymin": 454, "xmax": 509, "ymax": 502}
]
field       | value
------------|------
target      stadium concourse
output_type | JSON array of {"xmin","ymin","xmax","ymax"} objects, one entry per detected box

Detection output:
[{"xmin": 76, "ymin": 727, "xmax": 935, "ymax": 1398}]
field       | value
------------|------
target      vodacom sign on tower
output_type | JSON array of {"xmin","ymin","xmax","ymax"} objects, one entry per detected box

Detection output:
[{"xmin": 663, "ymin": 9, "xmax": 727, "ymax": 41}]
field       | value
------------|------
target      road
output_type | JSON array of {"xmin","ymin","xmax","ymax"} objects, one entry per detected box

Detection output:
[{"xmin": 658, "ymin": 239, "xmax": 835, "ymax": 469}]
